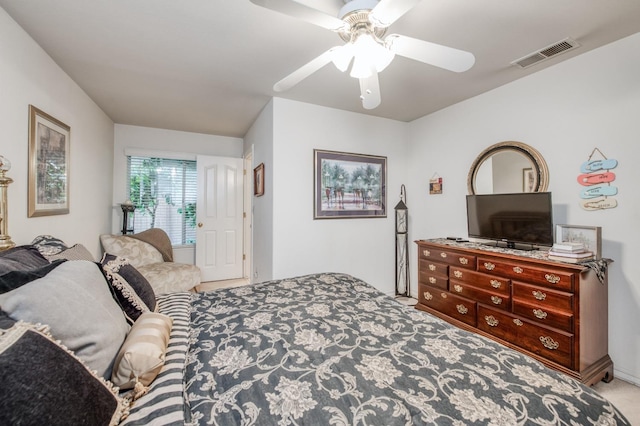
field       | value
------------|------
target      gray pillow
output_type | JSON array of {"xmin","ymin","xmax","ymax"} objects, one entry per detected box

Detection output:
[{"xmin": 0, "ymin": 260, "xmax": 130, "ymax": 378}]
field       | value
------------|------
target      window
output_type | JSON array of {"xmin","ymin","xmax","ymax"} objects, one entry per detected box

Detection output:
[{"xmin": 127, "ymin": 156, "xmax": 197, "ymax": 245}]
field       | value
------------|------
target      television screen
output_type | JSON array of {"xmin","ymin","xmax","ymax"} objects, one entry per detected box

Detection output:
[{"xmin": 466, "ymin": 192, "xmax": 554, "ymax": 247}]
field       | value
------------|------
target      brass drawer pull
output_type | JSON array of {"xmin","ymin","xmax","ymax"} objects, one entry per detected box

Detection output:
[
  {"xmin": 484, "ymin": 262, "xmax": 495, "ymax": 271},
  {"xmin": 540, "ymin": 336, "xmax": 559, "ymax": 350},
  {"xmin": 423, "ymin": 249, "xmax": 431, "ymax": 257},
  {"xmin": 490, "ymin": 279, "xmax": 502, "ymax": 289},
  {"xmin": 458, "ymin": 257, "xmax": 469, "ymax": 265},
  {"xmin": 453, "ymin": 270, "xmax": 463, "ymax": 278},
  {"xmin": 532, "ymin": 290, "xmax": 546, "ymax": 301},
  {"xmin": 513, "ymin": 266, "xmax": 523, "ymax": 274},
  {"xmin": 456, "ymin": 304, "xmax": 468, "ymax": 315},
  {"xmin": 428, "ymin": 264, "xmax": 436, "ymax": 271},
  {"xmin": 513, "ymin": 319, "xmax": 523, "ymax": 326},
  {"xmin": 533, "ymin": 309, "xmax": 548, "ymax": 320},
  {"xmin": 429, "ymin": 277, "xmax": 437, "ymax": 284},
  {"xmin": 440, "ymin": 252, "xmax": 448, "ymax": 258},
  {"xmin": 453, "ymin": 284, "xmax": 463, "ymax": 293},
  {"xmin": 424, "ymin": 291, "xmax": 433, "ymax": 300},
  {"xmin": 491, "ymin": 296, "xmax": 503, "ymax": 305},
  {"xmin": 440, "ymin": 292, "xmax": 448, "ymax": 299},
  {"xmin": 485, "ymin": 315, "xmax": 499, "ymax": 327},
  {"xmin": 545, "ymin": 274, "xmax": 561, "ymax": 284}
]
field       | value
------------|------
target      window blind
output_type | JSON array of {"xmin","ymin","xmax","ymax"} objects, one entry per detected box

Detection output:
[{"xmin": 127, "ymin": 156, "xmax": 197, "ymax": 245}]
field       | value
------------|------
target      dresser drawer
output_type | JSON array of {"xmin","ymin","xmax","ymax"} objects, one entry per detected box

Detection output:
[
  {"xmin": 477, "ymin": 257, "xmax": 574, "ymax": 291},
  {"xmin": 419, "ymin": 271, "xmax": 448, "ymax": 290},
  {"xmin": 512, "ymin": 282, "xmax": 574, "ymax": 312},
  {"xmin": 420, "ymin": 247, "xmax": 476, "ymax": 270},
  {"xmin": 512, "ymin": 300, "xmax": 574, "ymax": 333},
  {"xmin": 477, "ymin": 306, "xmax": 573, "ymax": 369},
  {"xmin": 450, "ymin": 280, "xmax": 510, "ymax": 311},
  {"xmin": 449, "ymin": 268, "xmax": 510, "ymax": 295},
  {"xmin": 419, "ymin": 258, "xmax": 448, "ymax": 276},
  {"xmin": 418, "ymin": 284, "xmax": 477, "ymax": 327}
]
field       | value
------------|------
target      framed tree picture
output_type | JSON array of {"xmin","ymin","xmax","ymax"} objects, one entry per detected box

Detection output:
[
  {"xmin": 314, "ymin": 149, "xmax": 386, "ymax": 219},
  {"xmin": 28, "ymin": 105, "xmax": 70, "ymax": 217}
]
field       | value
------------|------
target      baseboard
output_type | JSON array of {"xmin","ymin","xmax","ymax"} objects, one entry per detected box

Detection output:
[{"xmin": 614, "ymin": 368, "xmax": 640, "ymax": 387}]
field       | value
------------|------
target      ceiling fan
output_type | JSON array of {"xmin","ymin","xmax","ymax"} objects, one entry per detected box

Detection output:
[{"xmin": 250, "ymin": 0, "xmax": 475, "ymax": 110}]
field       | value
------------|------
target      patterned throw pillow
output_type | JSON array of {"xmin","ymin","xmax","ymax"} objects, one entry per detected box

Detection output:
[
  {"xmin": 100, "ymin": 253, "xmax": 157, "ymax": 324},
  {"xmin": 30, "ymin": 235, "xmax": 68, "ymax": 257},
  {"xmin": 0, "ymin": 316, "xmax": 127, "ymax": 426},
  {"xmin": 111, "ymin": 312, "xmax": 173, "ymax": 390}
]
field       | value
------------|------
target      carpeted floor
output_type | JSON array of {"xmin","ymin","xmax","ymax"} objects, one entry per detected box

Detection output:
[{"xmin": 593, "ymin": 378, "xmax": 640, "ymax": 424}]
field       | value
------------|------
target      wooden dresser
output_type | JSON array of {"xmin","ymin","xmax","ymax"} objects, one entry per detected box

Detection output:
[{"xmin": 415, "ymin": 239, "xmax": 613, "ymax": 385}]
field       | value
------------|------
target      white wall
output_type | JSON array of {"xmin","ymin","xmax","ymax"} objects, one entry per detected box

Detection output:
[
  {"xmin": 407, "ymin": 32, "xmax": 640, "ymax": 385},
  {"xmin": 269, "ymin": 98, "xmax": 408, "ymax": 294},
  {"xmin": 112, "ymin": 124, "xmax": 243, "ymax": 263},
  {"xmin": 0, "ymin": 8, "xmax": 114, "ymax": 258},
  {"xmin": 244, "ymin": 100, "xmax": 275, "ymax": 283}
]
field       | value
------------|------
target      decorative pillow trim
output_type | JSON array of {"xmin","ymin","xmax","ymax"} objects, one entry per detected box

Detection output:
[
  {"xmin": 100, "ymin": 253, "xmax": 156, "ymax": 324},
  {"xmin": 0, "ymin": 321, "xmax": 128, "ymax": 426}
]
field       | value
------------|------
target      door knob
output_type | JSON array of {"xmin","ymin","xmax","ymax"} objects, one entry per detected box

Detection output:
[{"xmin": 198, "ymin": 222, "xmax": 203, "ymax": 228}]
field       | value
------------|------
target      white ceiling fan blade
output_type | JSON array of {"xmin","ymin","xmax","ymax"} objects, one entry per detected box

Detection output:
[
  {"xmin": 250, "ymin": 0, "xmax": 349, "ymax": 32},
  {"xmin": 359, "ymin": 70, "xmax": 381, "ymax": 109},
  {"xmin": 386, "ymin": 34, "xmax": 475, "ymax": 72},
  {"xmin": 369, "ymin": 0, "xmax": 422, "ymax": 28},
  {"xmin": 273, "ymin": 48, "xmax": 339, "ymax": 92}
]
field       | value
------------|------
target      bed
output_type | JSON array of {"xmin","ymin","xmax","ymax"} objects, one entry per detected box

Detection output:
[{"xmin": 123, "ymin": 272, "xmax": 628, "ymax": 425}]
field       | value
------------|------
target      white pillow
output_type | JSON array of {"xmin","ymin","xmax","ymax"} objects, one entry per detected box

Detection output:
[
  {"xmin": 111, "ymin": 312, "xmax": 173, "ymax": 390},
  {"xmin": 99, "ymin": 234, "xmax": 163, "ymax": 268}
]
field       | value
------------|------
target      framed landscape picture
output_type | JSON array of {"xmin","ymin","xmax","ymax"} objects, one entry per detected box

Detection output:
[
  {"xmin": 314, "ymin": 149, "xmax": 386, "ymax": 219},
  {"xmin": 28, "ymin": 105, "xmax": 70, "ymax": 217}
]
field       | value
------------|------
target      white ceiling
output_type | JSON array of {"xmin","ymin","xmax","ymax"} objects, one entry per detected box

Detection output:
[{"xmin": 2, "ymin": 0, "xmax": 640, "ymax": 138}]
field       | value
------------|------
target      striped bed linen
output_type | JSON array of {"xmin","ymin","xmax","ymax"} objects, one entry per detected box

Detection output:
[{"xmin": 120, "ymin": 292, "xmax": 191, "ymax": 425}]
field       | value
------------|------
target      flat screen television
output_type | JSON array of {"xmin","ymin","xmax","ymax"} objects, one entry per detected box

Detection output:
[{"xmin": 466, "ymin": 192, "xmax": 554, "ymax": 248}]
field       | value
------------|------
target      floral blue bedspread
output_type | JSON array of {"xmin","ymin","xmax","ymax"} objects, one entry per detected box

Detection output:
[{"xmin": 185, "ymin": 273, "xmax": 627, "ymax": 425}]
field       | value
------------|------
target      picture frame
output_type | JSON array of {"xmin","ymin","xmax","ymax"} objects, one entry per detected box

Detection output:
[
  {"xmin": 28, "ymin": 105, "xmax": 70, "ymax": 217},
  {"xmin": 522, "ymin": 168, "xmax": 535, "ymax": 192},
  {"xmin": 314, "ymin": 149, "xmax": 386, "ymax": 219},
  {"xmin": 253, "ymin": 162, "xmax": 264, "ymax": 197},
  {"xmin": 555, "ymin": 224, "xmax": 602, "ymax": 259}
]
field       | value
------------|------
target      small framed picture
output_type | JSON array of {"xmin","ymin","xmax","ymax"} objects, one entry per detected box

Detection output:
[
  {"xmin": 555, "ymin": 224, "xmax": 602, "ymax": 259},
  {"xmin": 253, "ymin": 163, "xmax": 265, "ymax": 197},
  {"xmin": 28, "ymin": 105, "xmax": 70, "ymax": 217}
]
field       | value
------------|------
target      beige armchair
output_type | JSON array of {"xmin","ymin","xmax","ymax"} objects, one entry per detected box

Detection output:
[{"xmin": 99, "ymin": 229, "xmax": 201, "ymax": 295}]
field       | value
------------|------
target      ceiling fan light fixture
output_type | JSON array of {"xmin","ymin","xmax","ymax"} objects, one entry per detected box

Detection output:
[
  {"xmin": 331, "ymin": 44, "xmax": 355, "ymax": 72},
  {"xmin": 348, "ymin": 32, "xmax": 394, "ymax": 77}
]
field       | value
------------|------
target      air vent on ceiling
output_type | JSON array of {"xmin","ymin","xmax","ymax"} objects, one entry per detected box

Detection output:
[{"xmin": 511, "ymin": 38, "xmax": 580, "ymax": 69}]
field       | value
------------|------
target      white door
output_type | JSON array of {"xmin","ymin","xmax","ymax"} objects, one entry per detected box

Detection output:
[{"xmin": 196, "ymin": 155, "xmax": 244, "ymax": 282}]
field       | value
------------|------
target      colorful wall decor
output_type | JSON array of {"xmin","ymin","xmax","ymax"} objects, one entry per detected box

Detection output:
[
  {"xmin": 577, "ymin": 148, "xmax": 618, "ymax": 210},
  {"xmin": 429, "ymin": 173, "xmax": 442, "ymax": 195}
]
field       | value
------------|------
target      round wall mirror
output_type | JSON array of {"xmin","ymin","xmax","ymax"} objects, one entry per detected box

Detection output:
[{"xmin": 467, "ymin": 141, "xmax": 549, "ymax": 194}]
